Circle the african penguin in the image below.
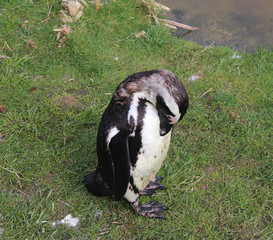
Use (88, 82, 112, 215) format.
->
(84, 69, 189, 219)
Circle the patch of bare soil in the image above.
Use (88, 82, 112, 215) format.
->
(55, 94, 82, 110)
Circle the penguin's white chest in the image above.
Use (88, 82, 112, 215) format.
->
(131, 104, 172, 190)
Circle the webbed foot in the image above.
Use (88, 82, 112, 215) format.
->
(139, 176, 166, 196)
(132, 199, 169, 219)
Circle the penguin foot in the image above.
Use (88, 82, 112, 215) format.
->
(139, 176, 166, 196)
(132, 199, 169, 219)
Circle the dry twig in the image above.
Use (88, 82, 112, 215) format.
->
(135, 30, 146, 38)
(14, 188, 28, 196)
(0, 55, 9, 59)
(190, 42, 215, 65)
(94, 0, 101, 10)
(164, 23, 177, 30)
(137, 0, 169, 23)
(54, 25, 72, 40)
(26, 37, 38, 49)
(160, 19, 198, 31)
(47, 4, 53, 18)
(195, 88, 213, 101)
(0, 166, 23, 189)
(4, 41, 12, 51)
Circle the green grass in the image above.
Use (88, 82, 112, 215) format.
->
(0, 0, 272, 239)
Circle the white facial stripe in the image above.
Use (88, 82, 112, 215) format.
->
(106, 127, 119, 148)
(155, 87, 180, 121)
(146, 78, 181, 121)
(127, 92, 148, 135)
(162, 89, 180, 120)
(127, 94, 139, 132)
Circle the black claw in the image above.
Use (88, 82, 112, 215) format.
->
(154, 176, 163, 183)
(140, 176, 166, 196)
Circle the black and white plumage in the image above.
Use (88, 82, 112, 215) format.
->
(84, 69, 188, 219)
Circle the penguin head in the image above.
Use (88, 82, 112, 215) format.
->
(149, 70, 189, 136)
(114, 69, 189, 136)
(155, 85, 188, 136)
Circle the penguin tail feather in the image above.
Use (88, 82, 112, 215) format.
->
(83, 169, 111, 197)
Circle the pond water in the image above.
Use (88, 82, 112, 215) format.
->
(160, 0, 273, 51)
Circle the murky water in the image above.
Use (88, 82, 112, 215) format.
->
(160, 0, 273, 51)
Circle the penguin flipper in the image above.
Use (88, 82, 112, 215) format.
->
(109, 129, 130, 200)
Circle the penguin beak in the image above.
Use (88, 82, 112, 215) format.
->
(169, 116, 178, 125)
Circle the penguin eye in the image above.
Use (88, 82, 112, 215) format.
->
(166, 115, 172, 120)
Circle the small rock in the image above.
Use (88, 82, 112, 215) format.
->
(94, 210, 103, 220)
(188, 74, 201, 82)
(52, 214, 80, 227)
(135, 31, 146, 38)
(231, 53, 241, 59)
(0, 105, 6, 113)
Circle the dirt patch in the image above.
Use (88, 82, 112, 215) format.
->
(55, 199, 71, 219)
(54, 94, 82, 109)
(0, 132, 5, 142)
(21, 183, 38, 198)
(234, 159, 258, 170)
(204, 165, 217, 175)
